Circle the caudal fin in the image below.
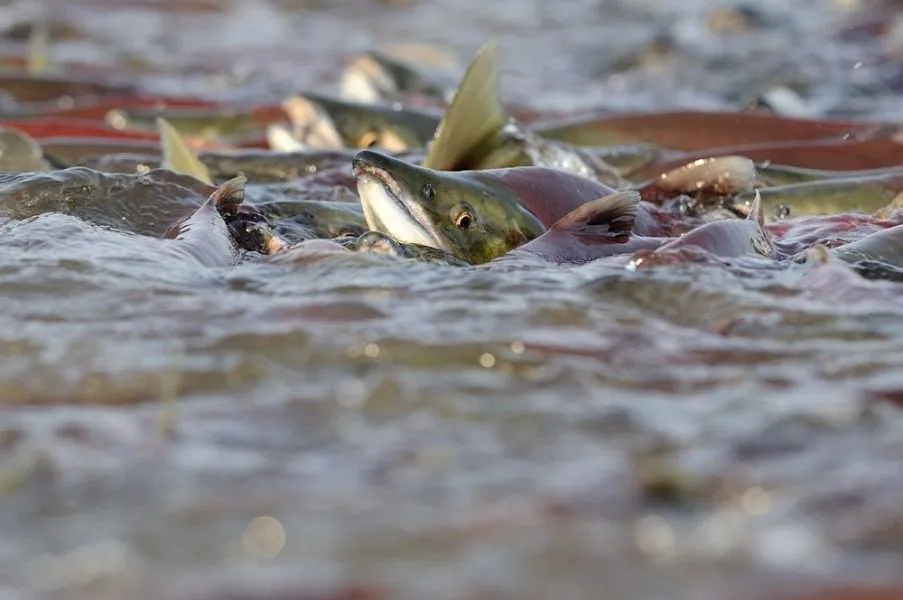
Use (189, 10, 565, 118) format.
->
(158, 117, 213, 185)
(422, 40, 507, 171)
(548, 190, 639, 241)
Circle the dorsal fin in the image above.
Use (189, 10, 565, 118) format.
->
(209, 176, 247, 217)
(422, 40, 507, 170)
(549, 190, 639, 239)
(746, 189, 765, 226)
(158, 117, 213, 185)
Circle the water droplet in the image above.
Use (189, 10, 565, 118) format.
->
(479, 353, 496, 368)
(363, 343, 380, 358)
(510, 341, 525, 354)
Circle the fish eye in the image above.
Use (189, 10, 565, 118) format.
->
(422, 183, 436, 201)
(455, 211, 473, 230)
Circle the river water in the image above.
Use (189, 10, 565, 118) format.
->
(3, 1, 903, 599)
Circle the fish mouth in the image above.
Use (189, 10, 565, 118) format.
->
(352, 152, 451, 253)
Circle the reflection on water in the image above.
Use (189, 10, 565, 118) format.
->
(2, 1, 903, 599)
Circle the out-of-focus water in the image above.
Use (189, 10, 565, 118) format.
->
(4, 1, 903, 599)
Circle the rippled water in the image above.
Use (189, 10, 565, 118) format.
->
(4, 1, 903, 599)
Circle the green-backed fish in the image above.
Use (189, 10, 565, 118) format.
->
(351, 148, 666, 264)
(728, 173, 903, 222)
(109, 107, 263, 140)
(274, 92, 442, 152)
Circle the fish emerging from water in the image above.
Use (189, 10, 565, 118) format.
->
(351, 148, 645, 264)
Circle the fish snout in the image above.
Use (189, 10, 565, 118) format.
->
(352, 149, 397, 179)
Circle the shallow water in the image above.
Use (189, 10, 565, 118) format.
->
(4, 1, 903, 600)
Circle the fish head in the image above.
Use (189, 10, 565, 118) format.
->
(352, 149, 545, 264)
(284, 93, 430, 152)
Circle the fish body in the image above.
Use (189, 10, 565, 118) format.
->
(352, 148, 634, 264)
(627, 191, 776, 269)
(162, 177, 242, 267)
(729, 174, 903, 222)
(531, 110, 883, 151)
(281, 92, 441, 151)
(497, 191, 666, 265)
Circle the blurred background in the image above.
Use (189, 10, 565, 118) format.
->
(9, 0, 901, 117)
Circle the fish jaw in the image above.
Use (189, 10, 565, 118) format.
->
(353, 152, 451, 253)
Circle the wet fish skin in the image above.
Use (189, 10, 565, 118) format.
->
(755, 163, 903, 187)
(814, 224, 903, 269)
(629, 137, 903, 181)
(163, 176, 243, 268)
(352, 149, 545, 263)
(282, 92, 442, 151)
(0, 167, 214, 236)
(340, 50, 458, 104)
(0, 73, 136, 103)
(350, 230, 469, 266)
(106, 106, 266, 140)
(38, 137, 163, 167)
(251, 198, 368, 240)
(636, 156, 757, 206)
(729, 175, 903, 222)
(352, 149, 629, 264)
(0, 127, 51, 171)
(197, 148, 360, 182)
(497, 190, 666, 265)
(531, 109, 884, 152)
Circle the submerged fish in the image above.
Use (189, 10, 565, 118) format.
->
(627, 191, 776, 269)
(629, 137, 903, 181)
(0, 73, 135, 103)
(276, 92, 441, 151)
(39, 136, 163, 167)
(728, 173, 903, 222)
(531, 110, 886, 152)
(340, 46, 461, 104)
(204, 177, 289, 256)
(496, 191, 666, 265)
(754, 163, 903, 187)
(0, 127, 51, 171)
(349, 230, 470, 266)
(806, 222, 903, 269)
(106, 106, 269, 140)
(636, 156, 757, 206)
(0, 167, 214, 236)
(162, 176, 242, 267)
